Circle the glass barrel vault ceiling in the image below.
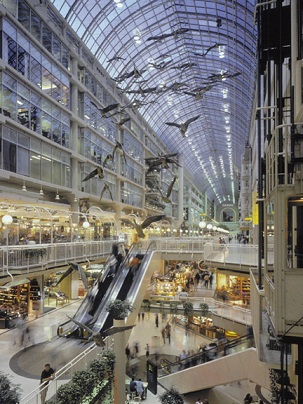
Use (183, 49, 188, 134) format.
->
(51, 0, 257, 206)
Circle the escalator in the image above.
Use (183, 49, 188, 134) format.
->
(158, 335, 271, 394)
(58, 242, 156, 338)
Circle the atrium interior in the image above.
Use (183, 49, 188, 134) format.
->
(0, 0, 302, 403)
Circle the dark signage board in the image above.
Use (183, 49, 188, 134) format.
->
(146, 359, 157, 395)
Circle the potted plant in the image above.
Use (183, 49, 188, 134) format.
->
(183, 301, 193, 317)
(106, 299, 133, 320)
(199, 302, 209, 317)
(169, 301, 179, 313)
(159, 387, 184, 404)
(142, 299, 151, 311)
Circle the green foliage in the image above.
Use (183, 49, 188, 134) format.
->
(159, 387, 184, 404)
(89, 359, 106, 379)
(169, 301, 179, 313)
(72, 370, 97, 399)
(56, 382, 82, 402)
(269, 369, 281, 404)
(182, 301, 193, 317)
(199, 302, 209, 317)
(24, 248, 47, 258)
(47, 351, 116, 404)
(106, 299, 133, 319)
(142, 299, 151, 311)
(101, 350, 116, 376)
(0, 372, 21, 404)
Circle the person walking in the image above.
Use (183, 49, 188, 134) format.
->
(145, 343, 150, 357)
(40, 363, 55, 404)
(244, 393, 253, 403)
(204, 273, 210, 288)
(155, 313, 159, 328)
(161, 327, 166, 343)
(165, 321, 172, 343)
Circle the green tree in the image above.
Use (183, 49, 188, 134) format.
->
(0, 372, 21, 404)
(199, 302, 209, 317)
(159, 387, 184, 404)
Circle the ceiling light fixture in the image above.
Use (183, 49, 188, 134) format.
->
(22, 181, 27, 192)
(55, 189, 60, 200)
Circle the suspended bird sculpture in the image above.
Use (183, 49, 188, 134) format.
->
(100, 182, 114, 202)
(157, 176, 177, 203)
(67, 316, 135, 347)
(114, 66, 146, 83)
(120, 214, 166, 238)
(148, 60, 172, 70)
(112, 140, 127, 164)
(145, 153, 180, 174)
(82, 166, 104, 182)
(171, 62, 197, 71)
(147, 28, 190, 42)
(99, 103, 120, 118)
(208, 71, 241, 82)
(102, 153, 113, 168)
(116, 117, 131, 131)
(166, 82, 189, 92)
(165, 115, 200, 137)
(56, 262, 88, 290)
(183, 84, 216, 100)
(124, 86, 159, 97)
(194, 43, 226, 57)
(107, 55, 125, 64)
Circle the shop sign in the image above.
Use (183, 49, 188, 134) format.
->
(146, 359, 157, 395)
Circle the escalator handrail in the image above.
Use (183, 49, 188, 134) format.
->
(159, 334, 255, 374)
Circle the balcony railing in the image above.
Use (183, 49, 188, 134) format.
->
(0, 238, 265, 276)
(0, 240, 116, 276)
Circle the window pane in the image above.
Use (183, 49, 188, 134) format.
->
(42, 24, 52, 52)
(31, 12, 41, 42)
(30, 151, 41, 179)
(17, 147, 29, 175)
(3, 140, 16, 172)
(18, 0, 30, 31)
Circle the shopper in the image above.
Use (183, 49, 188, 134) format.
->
(244, 393, 253, 403)
(161, 327, 166, 343)
(135, 378, 144, 399)
(125, 344, 131, 361)
(40, 363, 55, 404)
(145, 343, 150, 357)
(155, 313, 159, 328)
(194, 272, 200, 290)
(204, 273, 210, 288)
(129, 377, 137, 397)
(179, 289, 189, 301)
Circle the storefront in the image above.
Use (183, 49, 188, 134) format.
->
(0, 278, 40, 328)
(43, 262, 105, 309)
(216, 272, 250, 306)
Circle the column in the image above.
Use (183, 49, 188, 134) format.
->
(177, 154, 184, 226)
(113, 319, 127, 404)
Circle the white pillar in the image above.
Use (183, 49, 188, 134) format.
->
(113, 319, 127, 404)
(177, 154, 184, 226)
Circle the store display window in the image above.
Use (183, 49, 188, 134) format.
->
(0, 282, 29, 328)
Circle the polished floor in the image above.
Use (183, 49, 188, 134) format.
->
(0, 283, 269, 404)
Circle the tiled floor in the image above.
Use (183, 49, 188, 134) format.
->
(0, 283, 269, 404)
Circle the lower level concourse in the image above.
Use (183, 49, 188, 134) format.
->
(0, 275, 271, 404)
